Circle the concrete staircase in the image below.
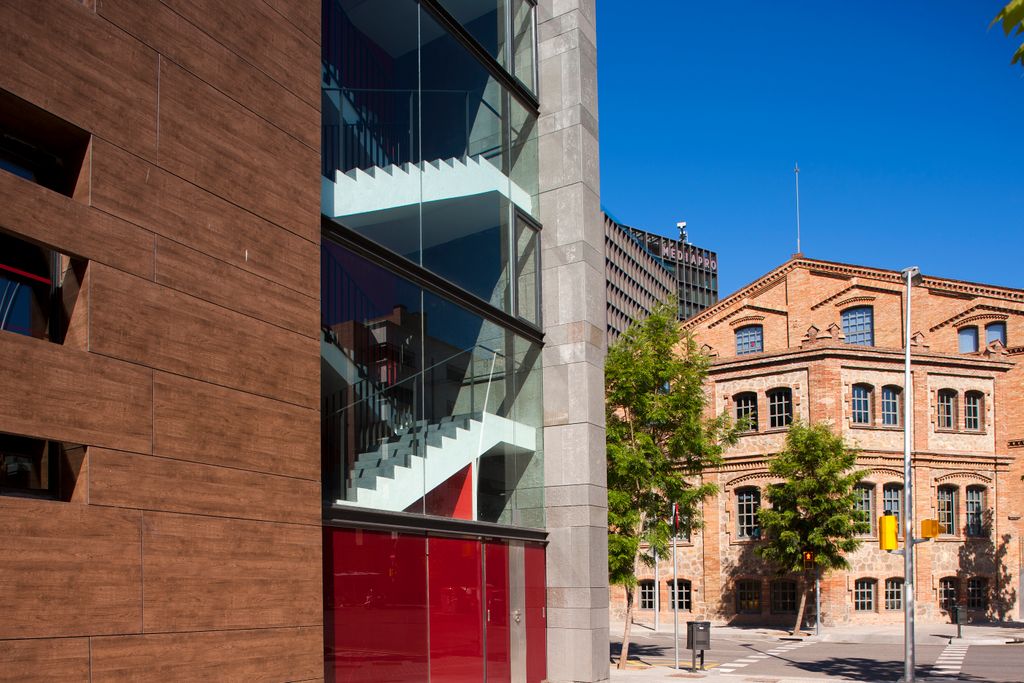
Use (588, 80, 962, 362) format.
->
(321, 155, 535, 219)
(339, 411, 535, 512)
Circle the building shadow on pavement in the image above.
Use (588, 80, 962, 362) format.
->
(792, 656, 997, 682)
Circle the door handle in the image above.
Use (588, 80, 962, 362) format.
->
(513, 609, 521, 624)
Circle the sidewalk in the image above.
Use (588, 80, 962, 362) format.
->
(608, 621, 1024, 682)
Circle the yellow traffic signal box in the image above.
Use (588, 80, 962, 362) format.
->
(879, 513, 898, 550)
(802, 550, 814, 570)
(921, 519, 939, 539)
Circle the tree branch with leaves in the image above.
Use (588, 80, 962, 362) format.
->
(606, 301, 740, 669)
(756, 421, 870, 635)
(992, 0, 1024, 68)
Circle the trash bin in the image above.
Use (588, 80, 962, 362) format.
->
(953, 605, 967, 625)
(686, 621, 711, 650)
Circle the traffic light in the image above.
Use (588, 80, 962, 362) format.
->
(879, 512, 898, 551)
(802, 550, 814, 570)
(921, 519, 939, 539)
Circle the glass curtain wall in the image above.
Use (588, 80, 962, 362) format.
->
(322, 0, 539, 321)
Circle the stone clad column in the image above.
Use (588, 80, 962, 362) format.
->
(537, 1, 608, 681)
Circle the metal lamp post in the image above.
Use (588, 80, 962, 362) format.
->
(901, 265, 922, 683)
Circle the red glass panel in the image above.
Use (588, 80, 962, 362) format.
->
(429, 536, 483, 683)
(524, 543, 547, 683)
(423, 463, 474, 520)
(485, 542, 510, 683)
(323, 528, 428, 683)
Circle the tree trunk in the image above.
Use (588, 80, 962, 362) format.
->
(792, 576, 808, 636)
(618, 588, 635, 669)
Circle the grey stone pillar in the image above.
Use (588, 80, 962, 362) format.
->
(538, 1, 609, 681)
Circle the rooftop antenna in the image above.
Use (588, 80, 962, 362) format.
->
(676, 220, 688, 244)
(794, 162, 801, 255)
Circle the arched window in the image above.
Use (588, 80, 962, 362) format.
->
(736, 579, 761, 613)
(854, 483, 875, 535)
(771, 580, 798, 614)
(939, 577, 958, 610)
(734, 392, 758, 432)
(638, 579, 656, 610)
(937, 485, 959, 535)
(966, 486, 986, 537)
(767, 388, 793, 429)
(735, 325, 764, 355)
(851, 384, 872, 424)
(736, 487, 761, 539)
(964, 391, 984, 432)
(985, 322, 1007, 347)
(937, 389, 957, 430)
(883, 483, 903, 527)
(842, 306, 874, 346)
(669, 579, 692, 611)
(854, 578, 876, 611)
(967, 577, 989, 609)
(885, 578, 904, 610)
(958, 326, 979, 353)
(881, 385, 902, 426)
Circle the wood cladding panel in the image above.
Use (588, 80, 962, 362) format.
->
(90, 448, 320, 525)
(0, 170, 154, 281)
(158, 0, 319, 107)
(157, 61, 319, 242)
(90, 627, 322, 683)
(154, 236, 318, 338)
(97, 0, 318, 149)
(263, 0, 320, 44)
(89, 264, 318, 409)
(0, 332, 152, 453)
(0, 638, 89, 683)
(142, 512, 321, 632)
(153, 372, 318, 480)
(89, 139, 317, 299)
(0, 0, 157, 159)
(0, 498, 142, 638)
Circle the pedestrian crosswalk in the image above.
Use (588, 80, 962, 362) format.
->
(715, 640, 810, 674)
(930, 641, 969, 677)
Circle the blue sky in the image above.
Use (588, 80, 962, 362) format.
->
(596, 1, 1024, 296)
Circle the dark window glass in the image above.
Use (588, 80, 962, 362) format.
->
(771, 581, 797, 614)
(768, 388, 793, 429)
(964, 392, 983, 431)
(883, 484, 903, 528)
(938, 486, 958, 535)
(882, 386, 901, 426)
(734, 392, 758, 432)
(939, 577, 958, 610)
(854, 579, 875, 611)
(669, 579, 692, 611)
(966, 486, 986, 537)
(885, 578, 903, 610)
(852, 384, 871, 425)
(638, 580, 655, 610)
(435, 0, 504, 66)
(855, 484, 875, 535)
(736, 580, 761, 613)
(736, 488, 760, 539)
(735, 325, 763, 355)
(985, 322, 1007, 346)
(515, 214, 539, 325)
(937, 390, 957, 430)
(967, 577, 988, 609)
(959, 326, 979, 353)
(0, 433, 92, 503)
(511, 0, 536, 92)
(842, 306, 874, 346)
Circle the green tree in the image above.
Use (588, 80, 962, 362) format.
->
(606, 301, 739, 669)
(992, 0, 1024, 68)
(756, 421, 870, 635)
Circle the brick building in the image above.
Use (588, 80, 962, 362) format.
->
(612, 256, 1024, 627)
(0, 1, 610, 681)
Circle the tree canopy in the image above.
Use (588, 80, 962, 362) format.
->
(606, 301, 738, 668)
(992, 0, 1024, 69)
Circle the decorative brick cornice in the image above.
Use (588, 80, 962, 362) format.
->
(930, 305, 1021, 333)
(934, 471, 993, 485)
(685, 257, 1024, 331)
(728, 315, 766, 328)
(1008, 439, 1024, 449)
(810, 283, 897, 311)
(725, 470, 773, 488)
(708, 304, 786, 330)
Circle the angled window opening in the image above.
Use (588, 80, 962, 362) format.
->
(0, 432, 85, 502)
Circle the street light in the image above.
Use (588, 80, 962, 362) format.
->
(901, 265, 922, 683)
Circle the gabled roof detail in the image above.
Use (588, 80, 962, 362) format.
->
(708, 304, 786, 329)
(810, 283, 899, 311)
(929, 304, 1021, 332)
(728, 315, 766, 328)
